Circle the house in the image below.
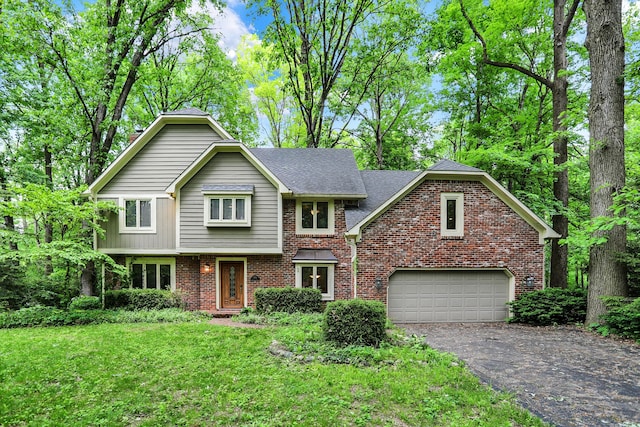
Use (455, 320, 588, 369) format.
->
(85, 108, 560, 323)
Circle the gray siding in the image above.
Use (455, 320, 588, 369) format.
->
(102, 124, 222, 194)
(98, 197, 176, 251)
(179, 152, 280, 250)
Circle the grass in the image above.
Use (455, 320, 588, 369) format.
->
(0, 314, 547, 426)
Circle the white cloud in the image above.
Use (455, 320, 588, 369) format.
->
(189, 2, 252, 60)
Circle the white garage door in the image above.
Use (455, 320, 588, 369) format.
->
(388, 270, 510, 323)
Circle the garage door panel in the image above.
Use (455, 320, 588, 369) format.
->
(388, 270, 510, 323)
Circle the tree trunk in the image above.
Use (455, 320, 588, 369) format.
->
(584, 0, 627, 325)
(549, 0, 573, 289)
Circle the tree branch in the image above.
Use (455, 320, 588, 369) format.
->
(458, 0, 553, 89)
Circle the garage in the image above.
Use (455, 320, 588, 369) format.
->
(388, 270, 511, 323)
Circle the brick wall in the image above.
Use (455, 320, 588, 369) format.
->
(355, 179, 545, 302)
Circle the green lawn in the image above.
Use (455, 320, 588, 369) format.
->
(0, 320, 546, 426)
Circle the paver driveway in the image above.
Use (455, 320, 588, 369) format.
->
(399, 323, 640, 427)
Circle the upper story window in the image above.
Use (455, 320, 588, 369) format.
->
(202, 185, 253, 227)
(120, 197, 156, 233)
(296, 200, 335, 235)
(440, 193, 464, 238)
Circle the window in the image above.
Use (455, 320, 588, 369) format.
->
(120, 197, 155, 233)
(296, 200, 334, 235)
(441, 193, 464, 237)
(127, 258, 175, 290)
(295, 264, 335, 300)
(202, 185, 253, 227)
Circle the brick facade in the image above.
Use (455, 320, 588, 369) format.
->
(354, 179, 545, 302)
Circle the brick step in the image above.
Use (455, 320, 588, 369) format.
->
(209, 309, 241, 318)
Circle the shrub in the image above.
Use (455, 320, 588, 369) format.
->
(69, 296, 102, 311)
(0, 305, 112, 328)
(323, 299, 387, 347)
(104, 289, 183, 310)
(599, 297, 640, 340)
(508, 287, 587, 326)
(255, 287, 322, 314)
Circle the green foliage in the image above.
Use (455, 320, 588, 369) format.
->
(103, 289, 183, 311)
(598, 297, 640, 340)
(68, 296, 102, 311)
(0, 307, 209, 329)
(508, 288, 587, 326)
(0, 259, 26, 310)
(0, 306, 110, 328)
(323, 299, 387, 347)
(254, 287, 322, 314)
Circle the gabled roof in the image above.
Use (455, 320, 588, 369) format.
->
(84, 109, 233, 196)
(250, 148, 367, 198)
(346, 160, 560, 244)
(428, 159, 483, 172)
(165, 142, 290, 196)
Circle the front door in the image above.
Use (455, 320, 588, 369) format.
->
(220, 261, 244, 309)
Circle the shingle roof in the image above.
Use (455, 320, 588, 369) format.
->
(251, 148, 367, 197)
(428, 159, 483, 172)
(344, 170, 420, 229)
(163, 107, 209, 116)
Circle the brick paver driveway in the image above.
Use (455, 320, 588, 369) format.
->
(399, 323, 640, 427)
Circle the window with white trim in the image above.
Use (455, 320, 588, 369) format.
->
(440, 193, 464, 237)
(296, 200, 334, 235)
(202, 185, 253, 227)
(127, 258, 175, 291)
(120, 197, 155, 233)
(295, 264, 335, 300)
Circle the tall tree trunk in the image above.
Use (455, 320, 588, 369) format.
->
(584, 0, 627, 325)
(549, 0, 577, 289)
(44, 143, 54, 276)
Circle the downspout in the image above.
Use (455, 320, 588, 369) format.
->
(346, 236, 358, 299)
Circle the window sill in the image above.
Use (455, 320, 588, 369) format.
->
(440, 235, 464, 240)
(296, 233, 335, 238)
(205, 222, 251, 228)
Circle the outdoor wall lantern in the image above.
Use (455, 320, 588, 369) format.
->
(375, 277, 383, 292)
(524, 275, 535, 287)
(204, 263, 211, 273)
(250, 274, 261, 282)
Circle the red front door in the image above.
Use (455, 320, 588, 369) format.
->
(220, 261, 244, 309)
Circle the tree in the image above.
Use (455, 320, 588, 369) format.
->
(251, 0, 376, 148)
(458, 0, 581, 288)
(584, 0, 627, 324)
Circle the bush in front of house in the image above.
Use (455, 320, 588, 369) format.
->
(69, 296, 102, 311)
(323, 299, 387, 347)
(0, 305, 112, 328)
(599, 297, 640, 340)
(104, 289, 183, 311)
(255, 287, 322, 314)
(508, 287, 587, 326)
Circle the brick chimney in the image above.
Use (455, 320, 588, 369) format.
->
(129, 129, 144, 143)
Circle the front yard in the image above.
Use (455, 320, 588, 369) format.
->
(0, 317, 546, 426)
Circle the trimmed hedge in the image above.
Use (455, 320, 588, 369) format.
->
(255, 287, 322, 313)
(69, 296, 102, 311)
(508, 287, 587, 326)
(104, 289, 183, 311)
(323, 299, 387, 347)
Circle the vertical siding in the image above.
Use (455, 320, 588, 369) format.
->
(179, 152, 280, 250)
(102, 124, 223, 194)
(98, 197, 176, 251)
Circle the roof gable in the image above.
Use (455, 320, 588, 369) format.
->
(346, 162, 560, 244)
(166, 143, 289, 196)
(85, 111, 233, 196)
